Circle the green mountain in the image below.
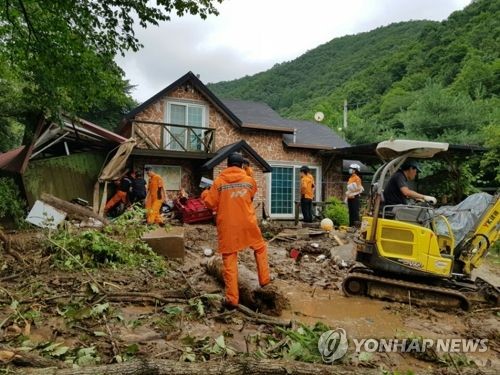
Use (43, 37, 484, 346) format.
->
(208, 0, 499, 148)
(210, 20, 433, 114)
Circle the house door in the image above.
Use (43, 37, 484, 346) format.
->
(269, 165, 319, 218)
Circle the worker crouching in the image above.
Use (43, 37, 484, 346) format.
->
(202, 152, 271, 308)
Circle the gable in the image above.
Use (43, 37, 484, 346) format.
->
(125, 71, 241, 128)
(201, 140, 272, 172)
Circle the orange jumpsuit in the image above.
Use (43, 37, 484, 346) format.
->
(202, 166, 270, 306)
(243, 165, 254, 178)
(145, 172, 165, 224)
(104, 191, 128, 213)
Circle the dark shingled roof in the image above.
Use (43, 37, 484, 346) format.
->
(282, 119, 350, 149)
(221, 99, 294, 131)
(222, 99, 349, 150)
(201, 140, 272, 173)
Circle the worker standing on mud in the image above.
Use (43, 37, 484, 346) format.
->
(383, 160, 436, 206)
(201, 152, 271, 309)
(300, 165, 315, 223)
(145, 167, 166, 224)
(242, 158, 254, 178)
(346, 163, 363, 227)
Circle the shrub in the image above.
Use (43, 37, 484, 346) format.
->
(0, 177, 27, 227)
(323, 197, 349, 227)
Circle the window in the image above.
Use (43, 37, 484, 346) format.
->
(270, 167, 294, 215)
(269, 165, 319, 218)
(164, 102, 207, 151)
(145, 164, 182, 190)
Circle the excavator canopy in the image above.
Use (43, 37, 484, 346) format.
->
(376, 139, 449, 161)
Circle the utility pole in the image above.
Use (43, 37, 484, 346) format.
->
(343, 99, 348, 129)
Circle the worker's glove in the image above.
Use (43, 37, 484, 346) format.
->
(423, 195, 437, 205)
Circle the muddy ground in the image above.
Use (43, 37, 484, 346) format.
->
(0, 221, 499, 374)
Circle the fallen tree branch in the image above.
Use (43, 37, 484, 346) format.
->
(0, 291, 190, 306)
(0, 230, 26, 265)
(1, 348, 63, 369)
(40, 193, 108, 225)
(236, 304, 291, 327)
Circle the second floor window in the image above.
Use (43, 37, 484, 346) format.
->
(164, 102, 207, 151)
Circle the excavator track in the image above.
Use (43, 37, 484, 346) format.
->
(342, 270, 471, 310)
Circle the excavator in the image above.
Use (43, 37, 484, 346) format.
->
(342, 140, 499, 310)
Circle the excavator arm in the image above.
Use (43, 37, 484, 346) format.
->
(457, 195, 499, 275)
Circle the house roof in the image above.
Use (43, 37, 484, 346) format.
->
(125, 71, 242, 128)
(221, 99, 294, 133)
(0, 116, 126, 174)
(282, 119, 350, 150)
(124, 72, 347, 151)
(201, 140, 272, 173)
(221, 99, 348, 150)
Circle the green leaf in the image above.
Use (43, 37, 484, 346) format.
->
(163, 306, 183, 316)
(125, 343, 139, 355)
(215, 335, 226, 349)
(89, 283, 100, 294)
(359, 352, 373, 362)
(91, 303, 109, 316)
(51, 345, 70, 357)
(9, 300, 19, 310)
(288, 342, 303, 359)
(93, 331, 107, 337)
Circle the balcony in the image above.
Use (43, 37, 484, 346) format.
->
(131, 120, 216, 157)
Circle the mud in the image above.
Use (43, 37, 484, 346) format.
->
(1, 225, 499, 373)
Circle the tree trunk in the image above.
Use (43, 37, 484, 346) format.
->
(40, 193, 108, 225)
(19, 358, 498, 375)
(19, 357, 374, 375)
(205, 258, 288, 316)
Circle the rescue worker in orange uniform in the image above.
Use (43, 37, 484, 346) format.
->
(300, 165, 315, 223)
(104, 175, 131, 216)
(201, 153, 271, 308)
(345, 163, 363, 227)
(145, 167, 166, 224)
(242, 158, 254, 178)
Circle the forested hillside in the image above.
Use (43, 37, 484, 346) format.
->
(209, 0, 499, 190)
(210, 0, 500, 172)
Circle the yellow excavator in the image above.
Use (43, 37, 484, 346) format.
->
(342, 140, 499, 310)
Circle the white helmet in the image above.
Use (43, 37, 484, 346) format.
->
(349, 163, 361, 171)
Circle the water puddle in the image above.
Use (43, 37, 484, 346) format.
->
(280, 282, 407, 337)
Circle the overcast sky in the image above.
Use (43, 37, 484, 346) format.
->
(116, 0, 471, 102)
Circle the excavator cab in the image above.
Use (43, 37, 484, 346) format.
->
(343, 140, 499, 309)
(356, 140, 456, 278)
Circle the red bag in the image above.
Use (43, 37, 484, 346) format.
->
(174, 197, 213, 224)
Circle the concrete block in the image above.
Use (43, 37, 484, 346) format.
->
(142, 227, 185, 259)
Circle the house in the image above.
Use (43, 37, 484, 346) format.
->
(120, 72, 349, 219)
(0, 115, 127, 207)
